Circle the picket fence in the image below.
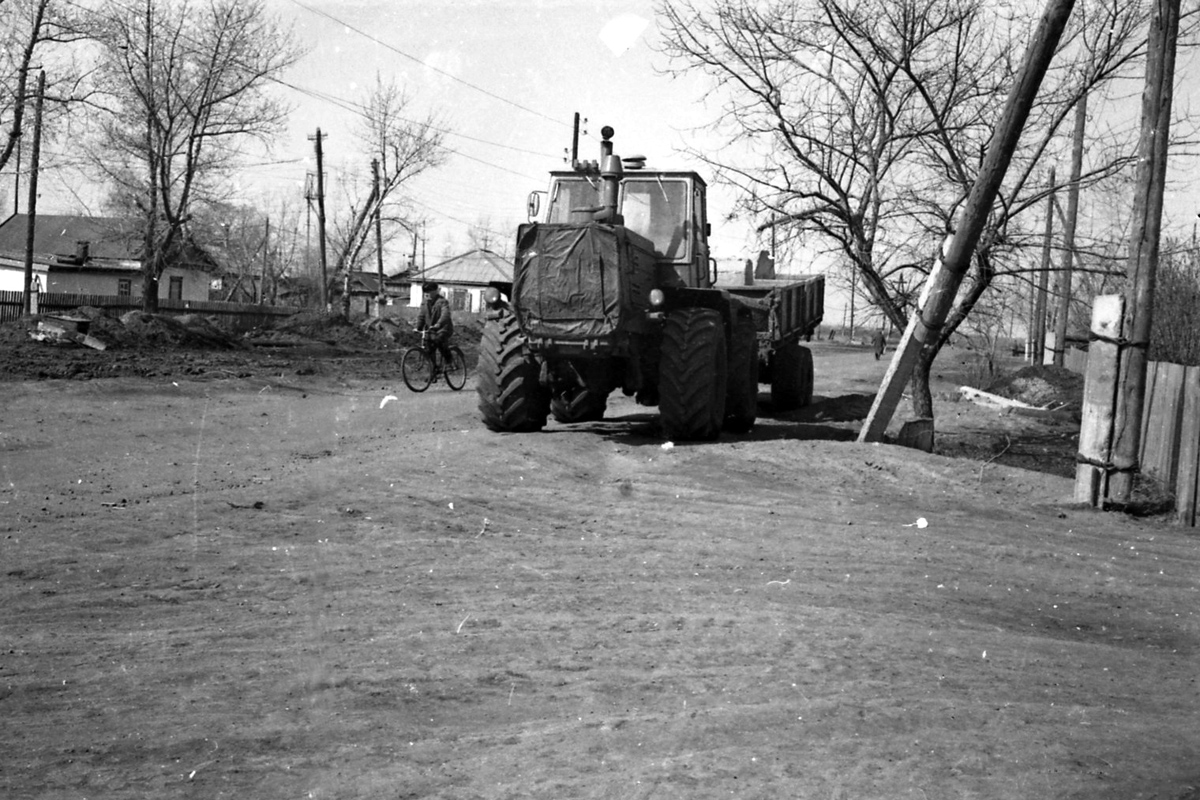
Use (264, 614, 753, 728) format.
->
(0, 290, 295, 331)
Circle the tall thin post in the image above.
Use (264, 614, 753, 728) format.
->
(260, 216, 269, 305)
(1052, 93, 1087, 367)
(1109, 0, 1181, 504)
(373, 158, 385, 316)
(21, 71, 45, 316)
(310, 128, 329, 310)
(1034, 168, 1055, 363)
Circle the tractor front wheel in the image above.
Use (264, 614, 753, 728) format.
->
(477, 311, 550, 432)
(658, 308, 727, 441)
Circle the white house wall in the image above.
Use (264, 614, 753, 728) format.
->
(43, 266, 209, 302)
(0, 262, 49, 293)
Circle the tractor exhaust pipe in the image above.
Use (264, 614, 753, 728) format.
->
(595, 126, 623, 224)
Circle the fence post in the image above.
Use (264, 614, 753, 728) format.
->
(1075, 295, 1124, 506)
(1176, 366, 1200, 527)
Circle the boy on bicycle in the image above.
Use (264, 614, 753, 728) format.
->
(416, 282, 454, 368)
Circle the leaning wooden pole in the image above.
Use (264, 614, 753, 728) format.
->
(858, 0, 1077, 442)
(1107, 0, 1180, 505)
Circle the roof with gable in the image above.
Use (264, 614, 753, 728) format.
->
(0, 214, 141, 264)
(0, 213, 219, 274)
(417, 249, 512, 286)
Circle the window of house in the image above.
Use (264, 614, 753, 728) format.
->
(168, 276, 183, 301)
(117, 279, 132, 297)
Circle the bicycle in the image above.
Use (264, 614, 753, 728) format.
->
(401, 330, 467, 392)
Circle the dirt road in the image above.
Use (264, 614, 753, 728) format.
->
(2, 344, 1197, 800)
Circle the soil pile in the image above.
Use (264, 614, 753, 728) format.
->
(986, 364, 1085, 409)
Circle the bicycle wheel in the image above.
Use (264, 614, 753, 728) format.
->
(401, 347, 434, 392)
(444, 347, 467, 390)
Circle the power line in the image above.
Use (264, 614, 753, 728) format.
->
(284, 0, 570, 129)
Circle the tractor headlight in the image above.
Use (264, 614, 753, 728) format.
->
(484, 286, 502, 307)
(649, 288, 665, 308)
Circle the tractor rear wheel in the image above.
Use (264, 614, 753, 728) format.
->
(477, 311, 550, 432)
(770, 338, 814, 411)
(723, 318, 759, 433)
(658, 308, 727, 441)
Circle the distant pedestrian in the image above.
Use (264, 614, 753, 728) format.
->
(872, 329, 886, 360)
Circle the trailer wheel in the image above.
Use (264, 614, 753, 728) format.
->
(659, 308, 727, 441)
(770, 339, 813, 411)
(477, 311, 550, 432)
(723, 318, 759, 433)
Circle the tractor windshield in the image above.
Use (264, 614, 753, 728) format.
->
(547, 179, 601, 223)
(546, 176, 691, 261)
(621, 178, 689, 260)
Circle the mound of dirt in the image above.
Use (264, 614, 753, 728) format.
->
(986, 364, 1084, 408)
(119, 311, 245, 350)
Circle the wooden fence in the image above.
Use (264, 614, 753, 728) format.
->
(1074, 295, 1200, 527)
(1139, 361, 1200, 527)
(0, 290, 296, 331)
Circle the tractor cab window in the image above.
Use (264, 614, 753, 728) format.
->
(546, 178, 601, 223)
(621, 178, 689, 260)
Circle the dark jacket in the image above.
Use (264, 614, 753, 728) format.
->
(417, 295, 453, 339)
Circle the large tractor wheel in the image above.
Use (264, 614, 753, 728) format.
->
(770, 338, 814, 411)
(476, 311, 550, 432)
(658, 308, 727, 441)
(723, 318, 759, 433)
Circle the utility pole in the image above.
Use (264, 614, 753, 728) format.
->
(1108, 0, 1180, 504)
(260, 216, 270, 305)
(1033, 168, 1055, 363)
(21, 71, 45, 317)
(373, 158, 384, 316)
(309, 128, 329, 310)
(858, 0, 1076, 442)
(1052, 93, 1087, 367)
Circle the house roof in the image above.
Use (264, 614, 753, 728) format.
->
(347, 271, 384, 294)
(0, 213, 141, 262)
(416, 249, 512, 286)
(0, 213, 219, 273)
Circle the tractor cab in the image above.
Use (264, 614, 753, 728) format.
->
(535, 134, 713, 289)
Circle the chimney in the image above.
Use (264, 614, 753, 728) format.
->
(75, 240, 90, 264)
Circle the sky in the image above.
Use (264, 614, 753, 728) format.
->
(244, 0, 756, 267)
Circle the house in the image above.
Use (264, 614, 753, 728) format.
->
(344, 270, 393, 317)
(0, 213, 213, 302)
(406, 249, 513, 312)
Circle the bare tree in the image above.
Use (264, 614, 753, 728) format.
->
(329, 75, 446, 314)
(0, 0, 89, 193)
(1151, 236, 1200, 366)
(658, 0, 1170, 418)
(87, 0, 300, 311)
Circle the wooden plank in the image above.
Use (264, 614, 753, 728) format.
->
(1142, 362, 1186, 492)
(1075, 295, 1123, 505)
(1139, 360, 1159, 468)
(1176, 365, 1200, 527)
